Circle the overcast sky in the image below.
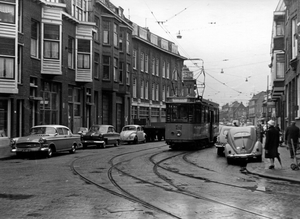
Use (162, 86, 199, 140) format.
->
(111, 0, 280, 106)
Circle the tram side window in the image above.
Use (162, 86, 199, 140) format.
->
(195, 104, 201, 123)
(201, 106, 206, 123)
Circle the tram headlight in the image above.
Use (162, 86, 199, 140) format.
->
(176, 131, 182, 137)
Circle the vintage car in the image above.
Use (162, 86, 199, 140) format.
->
(215, 125, 232, 156)
(120, 125, 147, 144)
(81, 125, 120, 148)
(224, 126, 262, 164)
(0, 130, 13, 159)
(11, 125, 81, 158)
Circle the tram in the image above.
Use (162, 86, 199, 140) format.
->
(165, 96, 219, 149)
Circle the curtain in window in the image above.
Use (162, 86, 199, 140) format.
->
(0, 4, 14, 23)
(0, 58, 14, 78)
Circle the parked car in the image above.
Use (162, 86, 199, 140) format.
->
(0, 130, 13, 159)
(224, 126, 262, 164)
(120, 125, 147, 144)
(81, 125, 120, 148)
(11, 125, 81, 158)
(215, 125, 232, 156)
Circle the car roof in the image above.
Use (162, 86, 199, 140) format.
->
(124, 125, 140, 127)
(32, 125, 69, 129)
(91, 125, 113, 128)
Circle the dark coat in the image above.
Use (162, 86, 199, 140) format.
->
(285, 124, 300, 145)
(265, 126, 280, 158)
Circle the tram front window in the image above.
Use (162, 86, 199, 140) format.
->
(168, 104, 190, 122)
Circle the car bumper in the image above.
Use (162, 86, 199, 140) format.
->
(215, 143, 225, 148)
(13, 147, 48, 153)
(226, 153, 261, 159)
(82, 140, 105, 144)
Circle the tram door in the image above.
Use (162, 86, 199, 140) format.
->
(209, 110, 214, 142)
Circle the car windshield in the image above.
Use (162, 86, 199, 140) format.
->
(122, 126, 136, 131)
(30, 127, 56, 135)
(90, 126, 107, 133)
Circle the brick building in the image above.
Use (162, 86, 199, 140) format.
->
(0, 0, 184, 137)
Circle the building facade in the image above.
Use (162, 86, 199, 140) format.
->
(0, 0, 185, 137)
(131, 24, 185, 124)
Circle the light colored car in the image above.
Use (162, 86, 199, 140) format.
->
(0, 130, 13, 159)
(11, 125, 81, 158)
(81, 125, 120, 148)
(215, 125, 232, 156)
(224, 126, 262, 164)
(120, 125, 146, 144)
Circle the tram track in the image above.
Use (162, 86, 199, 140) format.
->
(71, 144, 272, 218)
(149, 150, 273, 219)
(71, 144, 181, 219)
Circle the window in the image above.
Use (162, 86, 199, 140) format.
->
(31, 20, 39, 58)
(156, 58, 159, 76)
(119, 61, 123, 83)
(94, 52, 99, 79)
(18, 45, 22, 83)
(126, 32, 130, 54)
(113, 23, 118, 47)
(0, 57, 14, 79)
(77, 39, 90, 69)
(119, 32, 123, 51)
(68, 36, 74, 69)
(152, 58, 155, 75)
(94, 16, 100, 42)
(72, 0, 87, 21)
(103, 55, 110, 80)
(103, 21, 110, 44)
(44, 24, 59, 59)
(152, 83, 155, 100)
(145, 81, 148, 99)
(113, 57, 118, 82)
(18, 0, 22, 32)
(276, 54, 284, 79)
(0, 3, 15, 24)
(276, 21, 284, 36)
(133, 49, 137, 69)
(145, 54, 149, 73)
(141, 80, 144, 99)
(292, 17, 298, 59)
(166, 62, 170, 79)
(141, 52, 144, 72)
(156, 84, 159, 101)
(162, 85, 165, 101)
(126, 63, 130, 85)
(162, 61, 165, 78)
(133, 78, 137, 98)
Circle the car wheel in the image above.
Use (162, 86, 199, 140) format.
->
(114, 140, 120, 147)
(217, 148, 224, 156)
(16, 152, 23, 158)
(227, 157, 232, 164)
(46, 147, 53, 158)
(134, 137, 138, 144)
(256, 155, 262, 162)
(69, 145, 76, 154)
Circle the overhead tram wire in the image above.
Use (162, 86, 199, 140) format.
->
(148, 5, 246, 97)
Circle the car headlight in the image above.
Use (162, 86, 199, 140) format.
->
(39, 138, 46, 144)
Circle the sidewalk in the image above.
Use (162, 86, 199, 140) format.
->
(247, 144, 300, 184)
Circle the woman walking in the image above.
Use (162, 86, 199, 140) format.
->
(264, 120, 280, 169)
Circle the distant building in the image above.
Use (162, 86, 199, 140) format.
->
(248, 92, 266, 125)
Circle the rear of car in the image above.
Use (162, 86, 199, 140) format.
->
(120, 125, 146, 144)
(224, 126, 262, 163)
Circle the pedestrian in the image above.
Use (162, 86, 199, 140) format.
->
(264, 120, 280, 169)
(285, 121, 300, 159)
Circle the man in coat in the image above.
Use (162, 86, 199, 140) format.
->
(285, 121, 300, 158)
(264, 120, 280, 169)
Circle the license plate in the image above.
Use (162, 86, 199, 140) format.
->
(22, 149, 31, 152)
